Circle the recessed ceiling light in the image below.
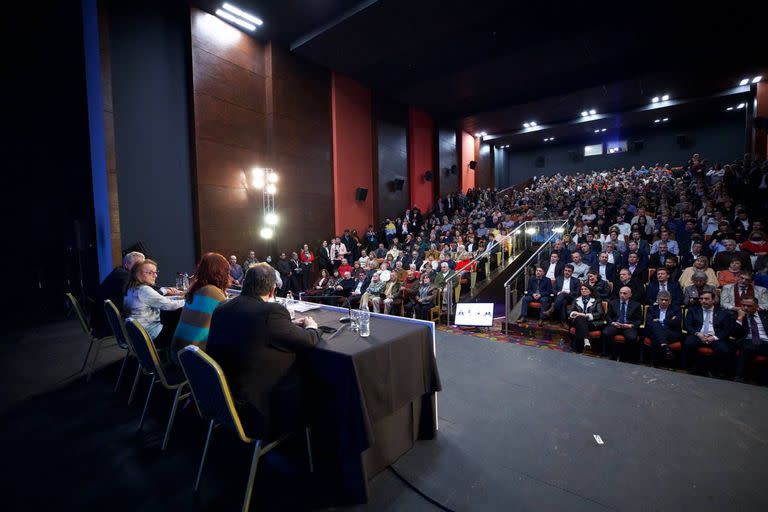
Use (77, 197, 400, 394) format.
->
(216, 9, 257, 31)
(594, 129, 600, 133)
(662, 94, 670, 101)
(581, 111, 588, 117)
(601, 128, 607, 132)
(753, 76, 763, 83)
(662, 118, 669, 122)
(550, 137, 555, 141)
(523, 123, 530, 128)
(737, 103, 745, 109)
(589, 109, 596, 115)
(480, 131, 487, 137)
(740, 78, 750, 86)
(530, 121, 537, 126)
(654, 119, 661, 123)
(652, 97, 659, 103)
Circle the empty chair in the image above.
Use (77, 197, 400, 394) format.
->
(65, 293, 115, 381)
(124, 318, 189, 450)
(178, 345, 313, 512)
(103, 299, 134, 392)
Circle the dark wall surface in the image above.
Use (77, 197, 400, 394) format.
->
(375, 98, 409, 223)
(437, 127, 458, 198)
(110, 0, 197, 275)
(496, 120, 745, 187)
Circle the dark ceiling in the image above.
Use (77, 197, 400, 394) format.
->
(194, 0, 766, 150)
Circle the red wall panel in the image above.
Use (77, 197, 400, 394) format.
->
(332, 73, 374, 235)
(407, 107, 435, 212)
(460, 130, 477, 192)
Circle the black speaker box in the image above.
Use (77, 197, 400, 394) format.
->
(355, 187, 368, 201)
(450, 165, 458, 175)
(424, 170, 433, 181)
(468, 160, 477, 170)
(393, 178, 405, 191)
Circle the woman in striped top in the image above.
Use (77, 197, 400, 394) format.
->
(171, 253, 230, 363)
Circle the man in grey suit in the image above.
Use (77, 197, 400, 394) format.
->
(720, 271, 768, 311)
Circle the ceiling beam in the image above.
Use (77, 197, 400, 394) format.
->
(290, 0, 380, 51)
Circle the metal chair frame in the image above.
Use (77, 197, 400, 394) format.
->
(66, 293, 115, 381)
(178, 346, 313, 512)
(125, 319, 190, 450)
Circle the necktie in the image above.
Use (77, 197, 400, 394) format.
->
(703, 309, 711, 335)
(583, 297, 588, 308)
(749, 315, 762, 345)
(621, 302, 627, 323)
(661, 283, 667, 292)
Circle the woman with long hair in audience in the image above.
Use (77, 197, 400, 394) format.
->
(170, 252, 230, 362)
(303, 268, 331, 301)
(124, 259, 184, 349)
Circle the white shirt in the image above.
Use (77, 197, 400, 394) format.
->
(701, 308, 714, 336)
(546, 262, 558, 280)
(737, 313, 768, 343)
(598, 264, 607, 281)
(659, 307, 667, 324)
(561, 278, 571, 294)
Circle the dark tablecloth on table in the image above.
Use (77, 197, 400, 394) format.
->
(301, 307, 442, 504)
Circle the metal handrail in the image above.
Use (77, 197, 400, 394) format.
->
(503, 217, 574, 335)
(442, 219, 568, 325)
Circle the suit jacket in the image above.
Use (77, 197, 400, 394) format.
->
(544, 260, 565, 280)
(525, 277, 554, 298)
(645, 280, 684, 307)
(612, 278, 645, 303)
(713, 250, 752, 271)
(591, 263, 616, 283)
(684, 306, 732, 340)
(645, 305, 682, 333)
(627, 263, 649, 284)
(91, 266, 130, 338)
(205, 295, 319, 436)
(555, 276, 581, 298)
(276, 259, 291, 277)
(316, 246, 331, 267)
(647, 252, 672, 269)
(433, 270, 457, 289)
(733, 310, 768, 342)
(606, 299, 643, 329)
(591, 279, 612, 300)
(720, 284, 768, 311)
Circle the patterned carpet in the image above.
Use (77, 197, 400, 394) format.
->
(437, 322, 573, 352)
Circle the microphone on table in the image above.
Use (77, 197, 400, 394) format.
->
(338, 295, 353, 323)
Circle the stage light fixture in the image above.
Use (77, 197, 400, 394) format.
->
(662, 94, 670, 101)
(740, 78, 750, 86)
(737, 103, 745, 109)
(662, 118, 669, 122)
(265, 212, 278, 225)
(266, 183, 277, 195)
(589, 109, 596, 115)
(581, 111, 588, 117)
(215, 9, 257, 31)
(260, 227, 274, 239)
(601, 128, 607, 132)
(530, 121, 537, 126)
(654, 119, 661, 123)
(222, 3, 263, 25)
(523, 123, 530, 128)
(550, 137, 555, 141)
(726, 106, 734, 111)
(267, 172, 278, 183)
(753, 76, 763, 83)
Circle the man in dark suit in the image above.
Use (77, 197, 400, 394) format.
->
(206, 263, 320, 437)
(644, 291, 682, 365)
(712, 239, 752, 271)
(612, 268, 645, 303)
(289, 252, 303, 294)
(645, 267, 683, 307)
(316, 240, 332, 274)
(544, 264, 580, 324)
(591, 252, 616, 283)
(543, 252, 565, 282)
(625, 253, 648, 284)
(91, 251, 146, 338)
(682, 290, 733, 374)
(518, 266, 554, 325)
(681, 241, 706, 269)
(276, 253, 292, 297)
(733, 298, 768, 381)
(603, 286, 643, 359)
(648, 242, 674, 270)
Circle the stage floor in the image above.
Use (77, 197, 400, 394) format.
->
(2, 321, 767, 511)
(357, 331, 768, 511)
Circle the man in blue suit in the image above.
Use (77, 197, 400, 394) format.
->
(645, 267, 683, 307)
(644, 291, 682, 365)
(518, 266, 554, 325)
(682, 290, 733, 375)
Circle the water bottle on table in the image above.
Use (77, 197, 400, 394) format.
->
(286, 291, 295, 320)
(359, 301, 370, 337)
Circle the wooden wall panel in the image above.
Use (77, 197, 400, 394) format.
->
(98, 0, 121, 267)
(437, 126, 458, 198)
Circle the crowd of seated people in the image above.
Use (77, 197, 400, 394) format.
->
(511, 153, 768, 381)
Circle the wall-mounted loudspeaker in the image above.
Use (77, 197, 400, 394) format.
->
(676, 134, 691, 148)
(355, 187, 368, 201)
(468, 160, 477, 170)
(450, 164, 458, 175)
(535, 155, 545, 168)
(393, 178, 405, 191)
(424, 170, 433, 181)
